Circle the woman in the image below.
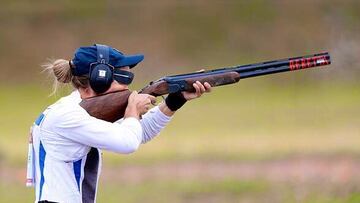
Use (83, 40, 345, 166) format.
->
(26, 44, 211, 203)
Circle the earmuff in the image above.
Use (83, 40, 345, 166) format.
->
(89, 44, 114, 94)
(89, 44, 135, 94)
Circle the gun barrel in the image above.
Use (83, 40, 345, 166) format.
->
(235, 52, 331, 78)
(141, 52, 331, 95)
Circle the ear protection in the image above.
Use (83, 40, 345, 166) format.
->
(89, 44, 113, 93)
(89, 44, 134, 94)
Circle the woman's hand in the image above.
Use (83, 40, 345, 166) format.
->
(160, 81, 212, 116)
(125, 91, 156, 119)
(182, 81, 212, 100)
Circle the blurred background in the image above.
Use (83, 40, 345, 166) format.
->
(0, 0, 359, 202)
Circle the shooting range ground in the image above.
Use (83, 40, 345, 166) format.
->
(1, 80, 359, 202)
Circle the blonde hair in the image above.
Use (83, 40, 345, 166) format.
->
(42, 59, 89, 95)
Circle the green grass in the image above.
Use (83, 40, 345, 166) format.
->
(0, 81, 359, 202)
(2, 179, 360, 203)
(1, 80, 359, 166)
(97, 179, 269, 203)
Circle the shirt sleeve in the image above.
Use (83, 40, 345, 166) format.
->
(51, 105, 143, 154)
(139, 106, 172, 144)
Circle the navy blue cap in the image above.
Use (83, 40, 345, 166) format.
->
(71, 44, 144, 76)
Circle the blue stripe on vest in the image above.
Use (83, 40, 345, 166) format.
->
(39, 142, 46, 200)
(35, 113, 45, 126)
(73, 159, 82, 191)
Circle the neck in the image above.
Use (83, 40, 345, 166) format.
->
(78, 88, 95, 99)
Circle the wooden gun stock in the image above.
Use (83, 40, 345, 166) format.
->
(80, 90, 132, 122)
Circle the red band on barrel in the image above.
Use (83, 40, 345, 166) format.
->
(289, 55, 330, 70)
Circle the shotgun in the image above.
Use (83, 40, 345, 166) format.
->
(80, 52, 331, 122)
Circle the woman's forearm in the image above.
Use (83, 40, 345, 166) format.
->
(159, 102, 175, 116)
(140, 105, 172, 143)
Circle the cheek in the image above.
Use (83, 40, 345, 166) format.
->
(110, 81, 128, 91)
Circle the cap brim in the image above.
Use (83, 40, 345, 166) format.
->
(115, 54, 144, 68)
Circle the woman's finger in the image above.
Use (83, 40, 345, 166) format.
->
(128, 91, 138, 102)
(197, 81, 206, 93)
(148, 95, 157, 104)
(193, 83, 200, 94)
(193, 83, 202, 97)
(204, 82, 212, 92)
(200, 84, 206, 93)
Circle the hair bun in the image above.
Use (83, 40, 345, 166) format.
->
(52, 59, 72, 83)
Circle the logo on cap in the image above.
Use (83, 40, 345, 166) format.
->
(98, 70, 107, 77)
